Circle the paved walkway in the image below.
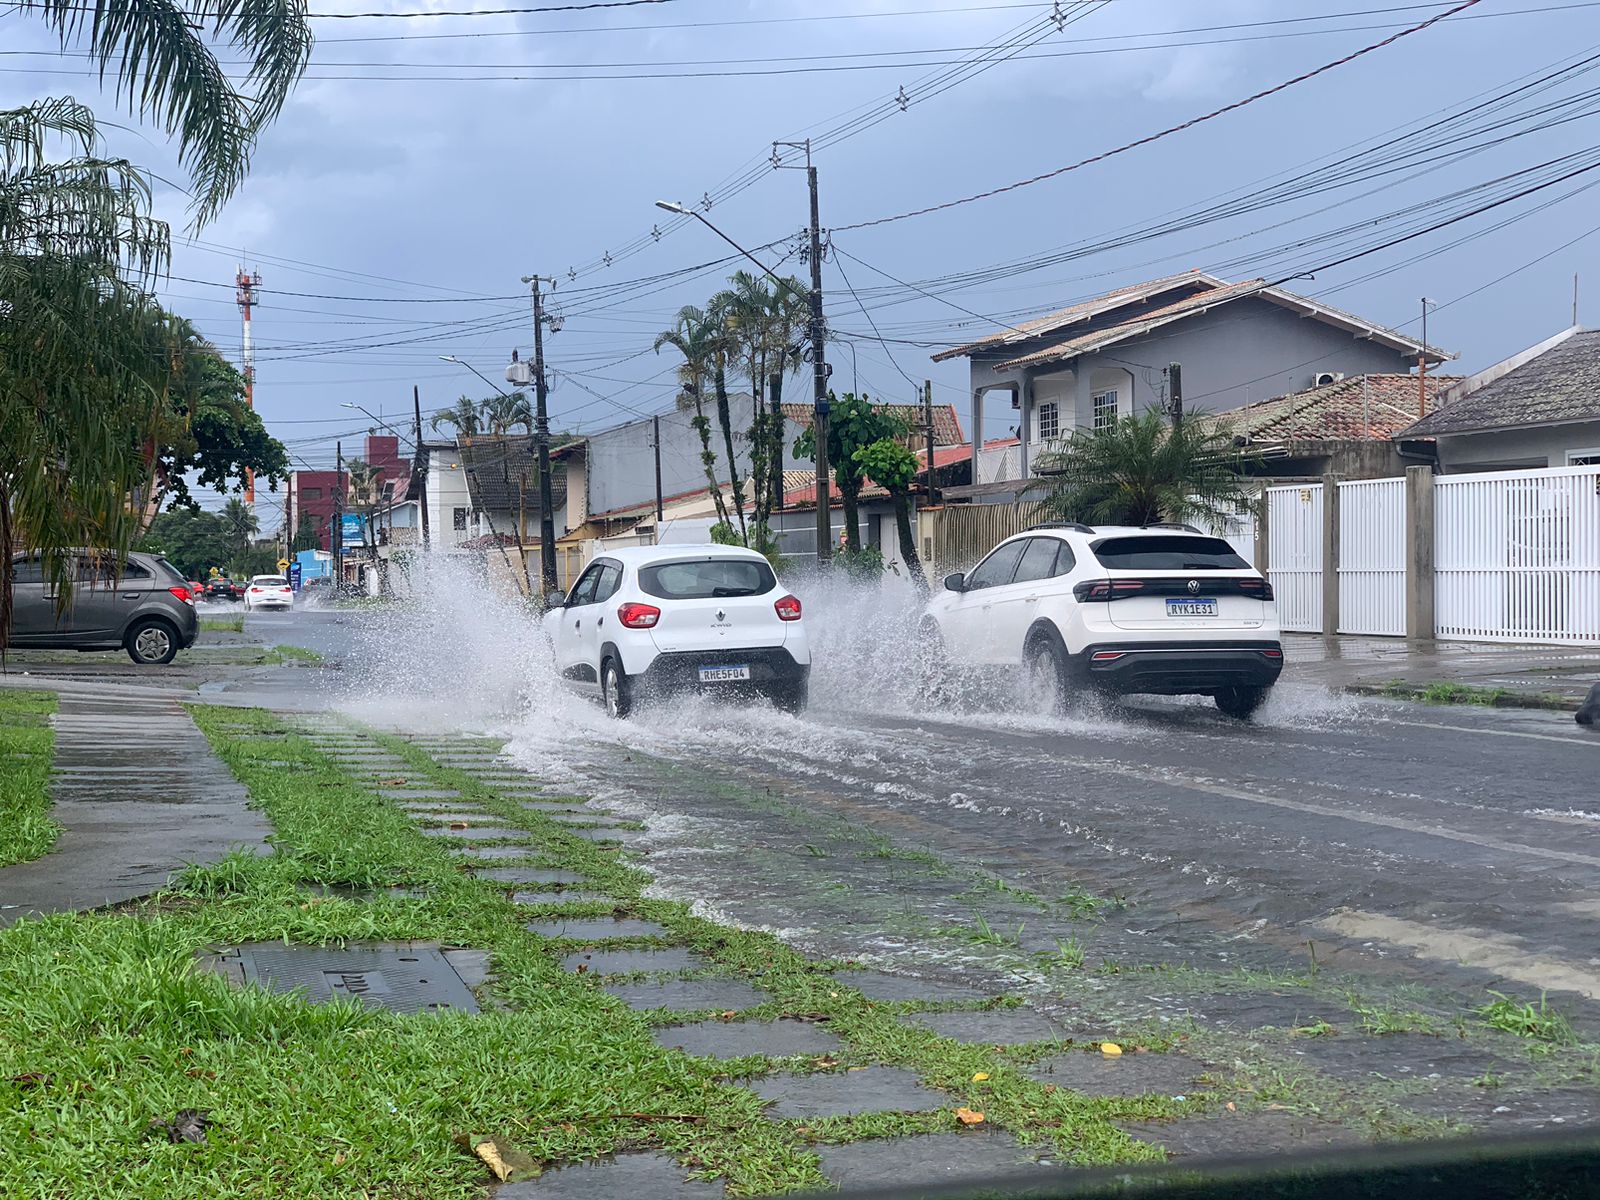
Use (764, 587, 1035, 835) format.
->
(1284, 634, 1600, 705)
(0, 689, 271, 926)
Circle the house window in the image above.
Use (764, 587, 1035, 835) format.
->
(1092, 389, 1119, 429)
(1567, 448, 1600, 466)
(1038, 401, 1060, 441)
(452, 507, 468, 531)
(301, 487, 322, 500)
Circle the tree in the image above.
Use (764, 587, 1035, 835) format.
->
(794, 392, 907, 554)
(1, 0, 312, 645)
(220, 497, 258, 557)
(154, 329, 288, 513)
(854, 438, 928, 592)
(289, 512, 321, 555)
(140, 509, 235, 581)
(20, 0, 314, 226)
(653, 305, 732, 530)
(431, 397, 485, 438)
(344, 459, 382, 561)
(1029, 409, 1258, 527)
(480, 392, 533, 436)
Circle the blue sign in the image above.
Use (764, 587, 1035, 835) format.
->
(288, 562, 303, 592)
(340, 513, 365, 549)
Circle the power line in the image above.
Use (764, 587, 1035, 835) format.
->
(836, 0, 1487, 231)
(307, 0, 675, 17)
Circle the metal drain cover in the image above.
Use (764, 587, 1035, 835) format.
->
(214, 943, 479, 1014)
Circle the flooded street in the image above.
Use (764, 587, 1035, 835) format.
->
(305, 570, 1600, 1038)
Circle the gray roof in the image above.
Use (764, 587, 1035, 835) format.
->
(1401, 328, 1600, 438)
(457, 436, 567, 514)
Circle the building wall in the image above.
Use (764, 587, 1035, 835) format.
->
(586, 394, 813, 517)
(1434, 421, 1600, 472)
(288, 470, 345, 551)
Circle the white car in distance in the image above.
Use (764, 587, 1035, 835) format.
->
(244, 574, 293, 611)
(546, 545, 811, 718)
(924, 523, 1282, 718)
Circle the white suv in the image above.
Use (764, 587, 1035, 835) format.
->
(547, 545, 811, 718)
(924, 523, 1282, 718)
(244, 575, 293, 610)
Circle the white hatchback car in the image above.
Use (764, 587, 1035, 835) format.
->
(924, 523, 1282, 718)
(244, 574, 293, 610)
(547, 545, 811, 718)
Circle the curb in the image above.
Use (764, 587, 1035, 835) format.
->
(1345, 682, 1581, 713)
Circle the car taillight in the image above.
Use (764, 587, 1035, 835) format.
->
(774, 594, 802, 621)
(168, 586, 194, 604)
(1091, 650, 1126, 662)
(1238, 577, 1276, 601)
(1072, 579, 1145, 602)
(617, 601, 661, 629)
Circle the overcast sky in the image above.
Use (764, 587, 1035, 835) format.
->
(5, 0, 1598, 529)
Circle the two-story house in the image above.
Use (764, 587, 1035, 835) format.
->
(933, 269, 1448, 481)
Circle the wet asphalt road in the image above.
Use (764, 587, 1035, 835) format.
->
(248, 608, 1600, 1017)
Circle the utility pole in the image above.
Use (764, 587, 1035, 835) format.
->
(513, 278, 559, 595)
(1168, 362, 1183, 421)
(333, 440, 344, 587)
(652, 414, 665, 533)
(235, 268, 261, 507)
(1419, 297, 1428, 418)
(414, 385, 430, 546)
(923, 380, 938, 507)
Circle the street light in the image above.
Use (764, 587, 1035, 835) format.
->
(655, 200, 804, 300)
(340, 401, 413, 445)
(438, 354, 512, 399)
(659, 197, 832, 562)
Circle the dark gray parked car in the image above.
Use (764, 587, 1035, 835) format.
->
(7, 551, 200, 664)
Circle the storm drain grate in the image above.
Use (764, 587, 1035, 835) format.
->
(213, 943, 479, 1014)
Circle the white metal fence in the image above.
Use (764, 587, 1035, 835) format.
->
(1337, 477, 1407, 636)
(1435, 466, 1600, 643)
(1267, 485, 1323, 633)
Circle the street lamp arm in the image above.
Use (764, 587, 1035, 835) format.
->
(438, 355, 513, 399)
(656, 201, 806, 303)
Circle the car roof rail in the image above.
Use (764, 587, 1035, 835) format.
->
(1027, 521, 1095, 534)
(1143, 522, 1203, 534)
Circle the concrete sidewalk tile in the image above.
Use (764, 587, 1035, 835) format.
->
(752, 1066, 946, 1118)
(561, 947, 707, 975)
(654, 1017, 842, 1058)
(495, 1153, 724, 1198)
(814, 1131, 1053, 1190)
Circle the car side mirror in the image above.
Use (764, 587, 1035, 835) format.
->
(943, 572, 967, 593)
(544, 590, 566, 609)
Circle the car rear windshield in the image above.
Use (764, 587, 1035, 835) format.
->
(1091, 535, 1249, 571)
(638, 558, 777, 600)
(152, 558, 189, 587)
(255, 576, 288, 586)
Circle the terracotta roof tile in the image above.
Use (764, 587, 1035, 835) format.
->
(780, 402, 964, 446)
(1217, 373, 1463, 442)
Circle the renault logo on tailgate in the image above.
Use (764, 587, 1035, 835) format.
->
(715, 609, 726, 622)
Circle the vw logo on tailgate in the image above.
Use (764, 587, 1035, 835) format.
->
(1187, 579, 1201, 594)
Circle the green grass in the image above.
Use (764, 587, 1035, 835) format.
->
(199, 616, 245, 633)
(1373, 680, 1574, 710)
(0, 709, 1186, 1198)
(269, 645, 324, 664)
(1478, 991, 1576, 1045)
(0, 689, 59, 866)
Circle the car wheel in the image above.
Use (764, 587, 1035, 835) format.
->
(773, 678, 809, 715)
(1023, 631, 1069, 715)
(601, 657, 634, 719)
(126, 618, 179, 665)
(1215, 685, 1269, 720)
(915, 618, 953, 705)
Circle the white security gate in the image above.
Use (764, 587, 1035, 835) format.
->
(1435, 466, 1600, 643)
(1267, 484, 1323, 632)
(1337, 478, 1406, 636)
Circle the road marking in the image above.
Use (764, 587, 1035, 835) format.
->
(1381, 718, 1599, 747)
(1075, 762, 1600, 870)
(1319, 910, 1600, 1000)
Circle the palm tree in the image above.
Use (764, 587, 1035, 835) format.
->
(480, 392, 534, 437)
(653, 305, 732, 530)
(1029, 409, 1259, 527)
(20, 0, 314, 225)
(764, 278, 808, 519)
(220, 497, 258, 558)
(1, 0, 312, 645)
(431, 397, 485, 439)
(704, 291, 748, 541)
